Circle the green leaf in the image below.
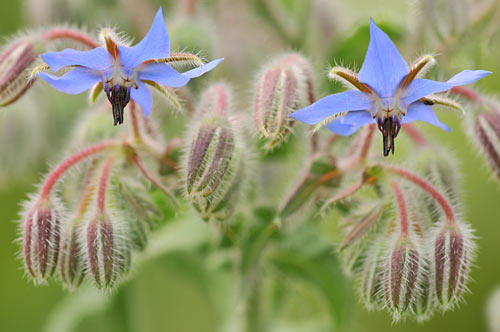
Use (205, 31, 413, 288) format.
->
(270, 227, 351, 330)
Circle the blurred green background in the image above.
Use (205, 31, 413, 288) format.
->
(1, 0, 500, 331)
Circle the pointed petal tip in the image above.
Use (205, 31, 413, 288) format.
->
(368, 18, 382, 33)
(358, 18, 409, 97)
(180, 58, 224, 79)
(118, 6, 170, 68)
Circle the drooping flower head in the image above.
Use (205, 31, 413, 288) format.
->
(291, 19, 491, 156)
(37, 8, 223, 125)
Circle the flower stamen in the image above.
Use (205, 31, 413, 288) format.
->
(377, 116, 401, 156)
(105, 85, 131, 125)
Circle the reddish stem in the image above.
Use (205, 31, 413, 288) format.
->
(97, 157, 114, 213)
(338, 124, 375, 170)
(450, 86, 482, 102)
(213, 85, 228, 116)
(41, 29, 99, 49)
(78, 181, 97, 217)
(40, 141, 122, 200)
(75, 159, 98, 217)
(132, 154, 178, 207)
(402, 124, 428, 146)
(320, 173, 367, 213)
(385, 165, 455, 225)
(129, 101, 141, 141)
(358, 124, 376, 160)
(389, 180, 409, 235)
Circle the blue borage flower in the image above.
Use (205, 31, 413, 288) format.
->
(291, 19, 491, 156)
(38, 8, 223, 125)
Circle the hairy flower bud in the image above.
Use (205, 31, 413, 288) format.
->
(112, 180, 161, 250)
(83, 214, 130, 289)
(474, 110, 500, 181)
(0, 39, 38, 106)
(359, 239, 385, 310)
(383, 237, 421, 320)
(58, 219, 85, 290)
(432, 221, 475, 310)
(254, 53, 315, 150)
(22, 199, 62, 282)
(184, 84, 245, 221)
(412, 264, 436, 322)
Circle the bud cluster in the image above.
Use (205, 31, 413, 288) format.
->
(332, 169, 475, 322)
(183, 84, 246, 221)
(19, 141, 169, 291)
(253, 53, 315, 150)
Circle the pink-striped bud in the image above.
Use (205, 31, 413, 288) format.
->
(0, 39, 38, 106)
(84, 214, 130, 289)
(184, 84, 245, 221)
(383, 237, 421, 320)
(22, 200, 62, 282)
(475, 110, 500, 181)
(432, 221, 475, 310)
(58, 220, 85, 290)
(254, 53, 315, 150)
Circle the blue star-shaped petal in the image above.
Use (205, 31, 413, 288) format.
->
(291, 19, 491, 156)
(38, 8, 223, 125)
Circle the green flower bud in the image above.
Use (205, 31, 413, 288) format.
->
(58, 218, 85, 290)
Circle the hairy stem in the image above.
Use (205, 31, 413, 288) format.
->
(389, 180, 409, 235)
(402, 124, 428, 146)
(97, 157, 114, 213)
(40, 141, 123, 200)
(338, 124, 376, 170)
(450, 86, 482, 102)
(132, 154, 178, 208)
(320, 173, 367, 214)
(129, 101, 141, 142)
(384, 165, 456, 225)
(41, 29, 99, 48)
(76, 159, 99, 217)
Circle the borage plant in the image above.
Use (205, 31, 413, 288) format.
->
(0, 3, 497, 329)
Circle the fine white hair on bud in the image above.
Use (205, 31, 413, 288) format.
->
(110, 177, 161, 251)
(358, 238, 386, 310)
(0, 38, 38, 107)
(474, 109, 500, 182)
(182, 83, 246, 221)
(412, 261, 436, 322)
(382, 234, 423, 321)
(20, 196, 64, 283)
(254, 53, 315, 150)
(81, 212, 131, 290)
(58, 217, 86, 290)
(430, 220, 476, 311)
